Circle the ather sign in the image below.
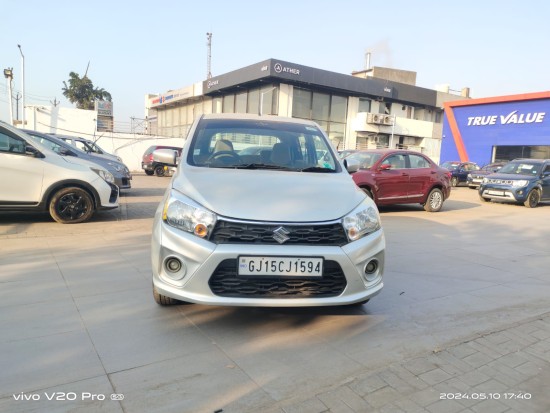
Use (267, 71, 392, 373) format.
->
(467, 111, 545, 126)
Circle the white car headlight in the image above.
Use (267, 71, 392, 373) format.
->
(512, 180, 528, 187)
(163, 191, 217, 238)
(342, 200, 381, 241)
(91, 168, 115, 184)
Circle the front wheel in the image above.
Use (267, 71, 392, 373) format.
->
(49, 187, 94, 224)
(145, 170, 154, 176)
(362, 188, 374, 200)
(424, 188, 444, 212)
(153, 283, 180, 306)
(524, 189, 540, 208)
(451, 177, 459, 187)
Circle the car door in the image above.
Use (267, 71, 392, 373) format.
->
(0, 130, 44, 203)
(374, 154, 409, 202)
(406, 154, 433, 202)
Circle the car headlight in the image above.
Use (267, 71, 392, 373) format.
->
(91, 168, 115, 184)
(512, 180, 529, 187)
(107, 162, 123, 172)
(482, 177, 488, 184)
(162, 191, 217, 238)
(467, 173, 472, 179)
(342, 200, 381, 241)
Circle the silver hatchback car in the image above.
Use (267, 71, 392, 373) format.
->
(151, 114, 385, 307)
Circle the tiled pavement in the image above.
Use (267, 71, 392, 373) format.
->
(279, 313, 550, 413)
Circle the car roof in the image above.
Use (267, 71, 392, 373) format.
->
(200, 113, 319, 126)
(353, 149, 425, 155)
(511, 158, 549, 163)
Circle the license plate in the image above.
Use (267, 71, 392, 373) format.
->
(486, 190, 505, 196)
(238, 256, 323, 277)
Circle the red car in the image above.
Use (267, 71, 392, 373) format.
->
(346, 149, 452, 212)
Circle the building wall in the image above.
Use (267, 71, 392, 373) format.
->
(442, 92, 550, 166)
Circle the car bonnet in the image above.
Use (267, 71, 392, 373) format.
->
(171, 167, 367, 222)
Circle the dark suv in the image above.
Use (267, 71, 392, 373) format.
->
(141, 145, 182, 176)
(347, 149, 452, 212)
(479, 158, 550, 208)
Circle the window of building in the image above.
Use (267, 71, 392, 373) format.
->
(358, 98, 371, 113)
(312, 92, 330, 122)
(235, 92, 247, 113)
(330, 95, 347, 123)
(223, 94, 235, 113)
(247, 89, 260, 114)
(292, 88, 312, 119)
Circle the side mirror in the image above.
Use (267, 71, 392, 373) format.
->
(379, 164, 392, 171)
(344, 158, 360, 173)
(153, 149, 179, 166)
(25, 145, 45, 158)
(59, 147, 77, 156)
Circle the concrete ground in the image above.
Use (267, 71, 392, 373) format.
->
(0, 175, 549, 413)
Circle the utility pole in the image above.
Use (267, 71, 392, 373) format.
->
(3, 68, 14, 126)
(206, 32, 212, 79)
(17, 45, 25, 126)
(14, 93, 21, 120)
(50, 97, 60, 107)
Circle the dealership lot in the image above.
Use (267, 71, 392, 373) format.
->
(1, 175, 549, 412)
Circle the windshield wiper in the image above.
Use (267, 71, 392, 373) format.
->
(236, 163, 292, 170)
(298, 166, 336, 173)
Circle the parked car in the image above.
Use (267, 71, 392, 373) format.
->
(151, 113, 385, 307)
(141, 145, 182, 176)
(54, 134, 122, 163)
(441, 161, 480, 187)
(346, 149, 451, 212)
(24, 130, 132, 190)
(478, 158, 550, 208)
(466, 162, 506, 189)
(0, 121, 118, 223)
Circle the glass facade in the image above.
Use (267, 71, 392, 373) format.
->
(292, 87, 348, 148)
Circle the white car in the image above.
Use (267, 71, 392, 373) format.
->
(0, 122, 119, 223)
(151, 114, 385, 307)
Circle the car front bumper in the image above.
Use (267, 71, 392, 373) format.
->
(152, 219, 385, 307)
(479, 184, 530, 203)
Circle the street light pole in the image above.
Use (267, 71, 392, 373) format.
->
(17, 44, 25, 127)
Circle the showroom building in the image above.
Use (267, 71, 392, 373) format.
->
(146, 58, 467, 163)
(441, 91, 550, 166)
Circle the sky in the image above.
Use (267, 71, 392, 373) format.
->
(1, 0, 549, 128)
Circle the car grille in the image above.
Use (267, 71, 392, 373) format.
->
(486, 179, 514, 185)
(210, 220, 348, 246)
(208, 259, 347, 298)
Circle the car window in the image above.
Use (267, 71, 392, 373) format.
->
(0, 132, 25, 154)
(188, 118, 337, 172)
(408, 154, 430, 168)
(346, 152, 382, 169)
(382, 154, 406, 169)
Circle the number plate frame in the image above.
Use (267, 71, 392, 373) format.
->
(237, 256, 324, 278)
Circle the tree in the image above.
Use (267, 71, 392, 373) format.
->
(62, 70, 112, 110)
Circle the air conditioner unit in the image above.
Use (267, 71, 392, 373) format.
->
(383, 115, 393, 125)
(367, 113, 381, 124)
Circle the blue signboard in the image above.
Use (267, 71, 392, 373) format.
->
(441, 95, 550, 166)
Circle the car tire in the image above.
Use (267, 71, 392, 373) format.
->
(153, 283, 181, 306)
(49, 187, 95, 224)
(362, 188, 374, 200)
(423, 188, 444, 212)
(154, 165, 165, 177)
(145, 170, 154, 176)
(451, 177, 459, 187)
(524, 189, 541, 208)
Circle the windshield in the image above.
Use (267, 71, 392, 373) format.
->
(187, 118, 338, 172)
(441, 162, 459, 170)
(498, 161, 541, 176)
(345, 152, 383, 169)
